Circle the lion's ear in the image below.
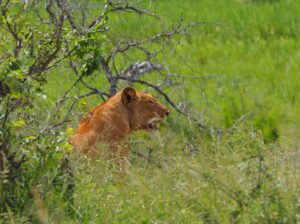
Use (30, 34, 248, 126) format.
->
(122, 87, 137, 106)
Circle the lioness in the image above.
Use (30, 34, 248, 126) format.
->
(71, 87, 169, 166)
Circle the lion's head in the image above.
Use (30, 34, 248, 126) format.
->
(121, 87, 170, 131)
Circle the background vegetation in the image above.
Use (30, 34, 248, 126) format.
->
(0, 0, 299, 223)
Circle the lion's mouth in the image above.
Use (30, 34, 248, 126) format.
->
(147, 117, 162, 131)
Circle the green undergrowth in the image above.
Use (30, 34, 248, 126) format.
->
(5, 123, 298, 223)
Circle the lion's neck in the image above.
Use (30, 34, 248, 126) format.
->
(101, 94, 132, 135)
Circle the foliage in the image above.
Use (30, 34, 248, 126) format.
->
(0, 0, 299, 223)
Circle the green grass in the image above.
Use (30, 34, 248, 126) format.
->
(42, 127, 298, 223)
(2, 0, 300, 223)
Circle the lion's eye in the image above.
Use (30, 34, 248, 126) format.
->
(149, 100, 155, 105)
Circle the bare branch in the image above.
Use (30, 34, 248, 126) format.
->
(87, 2, 109, 31)
(55, 0, 81, 34)
(107, 25, 185, 63)
(80, 4, 86, 29)
(108, 0, 166, 31)
(121, 61, 162, 84)
(99, 55, 117, 96)
(46, 0, 58, 25)
(80, 80, 109, 101)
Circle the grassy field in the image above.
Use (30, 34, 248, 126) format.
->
(1, 0, 300, 223)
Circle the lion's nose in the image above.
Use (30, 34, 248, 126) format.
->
(165, 110, 170, 116)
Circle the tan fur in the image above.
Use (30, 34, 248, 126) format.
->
(71, 87, 169, 165)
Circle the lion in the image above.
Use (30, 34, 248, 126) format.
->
(71, 87, 169, 166)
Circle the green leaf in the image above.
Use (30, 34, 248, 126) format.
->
(12, 119, 26, 128)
